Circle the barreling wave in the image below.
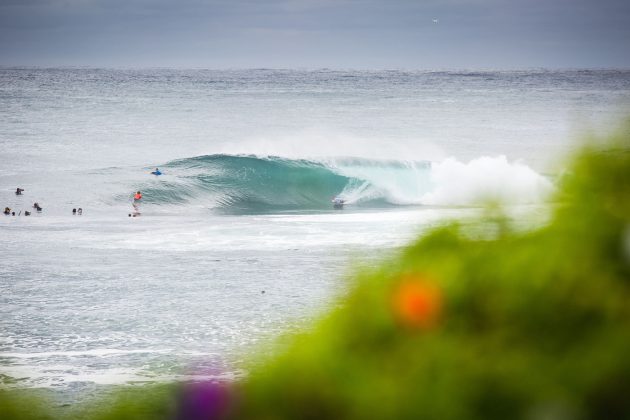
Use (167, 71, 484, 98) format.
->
(134, 154, 552, 213)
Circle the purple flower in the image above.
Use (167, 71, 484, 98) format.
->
(177, 381, 231, 420)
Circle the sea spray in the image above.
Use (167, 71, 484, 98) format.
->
(420, 155, 553, 206)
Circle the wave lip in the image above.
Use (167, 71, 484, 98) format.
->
(135, 154, 550, 213)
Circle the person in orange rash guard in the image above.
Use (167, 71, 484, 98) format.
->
(132, 191, 142, 212)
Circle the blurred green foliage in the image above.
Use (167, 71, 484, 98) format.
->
(235, 125, 630, 420)
(2, 125, 630, 419)
(0, 389, 54, 420)
(0, 384, 178, 420)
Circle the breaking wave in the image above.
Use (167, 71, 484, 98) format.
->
(134, 154, 552, 213)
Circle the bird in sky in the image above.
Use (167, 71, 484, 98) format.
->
(432, 18, 439, 24)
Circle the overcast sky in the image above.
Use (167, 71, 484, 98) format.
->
(1, 0, 629, 68)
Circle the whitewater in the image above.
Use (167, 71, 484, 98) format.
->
(1, 68, 630, 397)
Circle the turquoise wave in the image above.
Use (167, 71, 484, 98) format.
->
(138, 154, 433, 213)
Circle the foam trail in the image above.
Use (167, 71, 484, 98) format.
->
(0, 349, 172, 358)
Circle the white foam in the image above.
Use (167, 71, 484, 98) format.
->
(0, 348, 172, 359)
(420, 156, 553, 206)
(0, 362, 244, 388)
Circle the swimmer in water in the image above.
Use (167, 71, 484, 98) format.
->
(15, 188, 24, 195)
(151, 168, 162, 175)
(132, 191, 142, 213)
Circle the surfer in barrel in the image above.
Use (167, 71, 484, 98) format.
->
(332, 196, 345, 209)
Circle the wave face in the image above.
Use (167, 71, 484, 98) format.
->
(137, 154, 551, 213)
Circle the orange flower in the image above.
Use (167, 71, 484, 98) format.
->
(393, 275, 442, 329)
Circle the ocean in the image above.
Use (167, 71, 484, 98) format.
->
(1, 68, 629, 396)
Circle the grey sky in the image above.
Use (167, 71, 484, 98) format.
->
(1, 0, 629, 68)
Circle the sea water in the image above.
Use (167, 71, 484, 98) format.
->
(1, 69, 630, 395)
